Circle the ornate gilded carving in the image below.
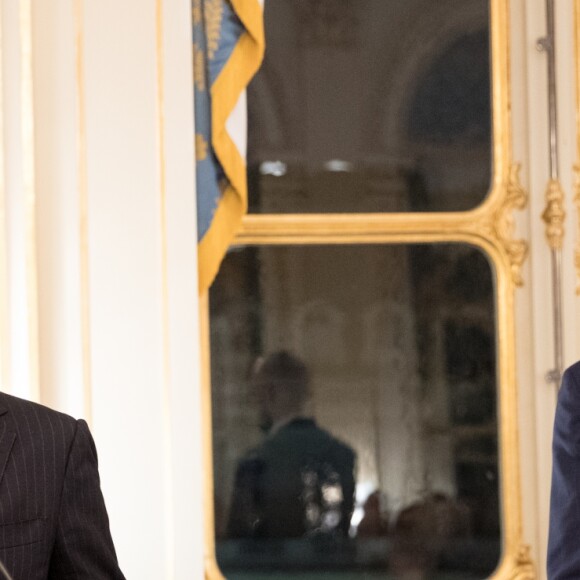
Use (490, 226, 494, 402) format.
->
(507, 544, 535, 580)
(542, 179, 566, 250)
(491, 163, 529, 287)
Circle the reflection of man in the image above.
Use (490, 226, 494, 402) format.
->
(0, 392, 124, 579)
(227, 351, 356, 539)
(548, 362, 580, 579)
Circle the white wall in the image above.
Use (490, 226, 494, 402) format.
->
(0, 0, 205, 578)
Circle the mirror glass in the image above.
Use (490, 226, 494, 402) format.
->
(210, 243, 500, 579)
(247, 0, 492, 214)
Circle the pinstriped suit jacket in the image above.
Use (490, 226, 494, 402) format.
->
(0, 392, 125, 579)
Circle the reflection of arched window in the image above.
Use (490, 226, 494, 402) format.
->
(407, 30, 491, 144)
(398, 28, 492, 212)
(362, 300, 416, 371)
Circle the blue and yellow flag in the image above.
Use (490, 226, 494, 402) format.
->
(193, 0, 265, 293)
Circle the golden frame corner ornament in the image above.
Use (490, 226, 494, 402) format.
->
(201, 0, 534, 577)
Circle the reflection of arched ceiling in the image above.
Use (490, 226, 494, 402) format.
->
(247, 57, 296, 158)
(249, 0, 489, 160)
(368, 0, 489, 152)
(247, 1, 303, 161)
(407, 30, 490, 145)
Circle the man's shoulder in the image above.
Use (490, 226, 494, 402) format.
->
(268, 420, 356, 461)
(307, 423, 355, 459)
(559, 362, 580, 402)
(563, 361, 580, 384)
(0, 391, 78, 437)
(324, 431, 356, 463)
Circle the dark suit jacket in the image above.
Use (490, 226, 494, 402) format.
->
(227, 418, 356, 539)
(0, 392, 124, 579)
(548, 361, 580, 579)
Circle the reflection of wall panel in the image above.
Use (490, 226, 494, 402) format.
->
(293, 300, 347, 365)
(421, 316, 456, 497)
(366, 300, 424, 509)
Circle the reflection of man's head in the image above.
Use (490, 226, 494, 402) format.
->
(253, 351, 310, 433)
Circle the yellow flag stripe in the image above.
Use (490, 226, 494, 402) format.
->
(198, 0, 265, 293)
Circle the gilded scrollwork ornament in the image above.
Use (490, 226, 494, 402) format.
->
(506, 544, 535, 580)
(486, 163, 529, 287)
(542, 179, 566, 250)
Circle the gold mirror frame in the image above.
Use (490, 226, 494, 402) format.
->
(201, 0, 534, 577)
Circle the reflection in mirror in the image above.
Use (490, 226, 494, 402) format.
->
(210, 244, 500, 579)
(247, 0, 491, 214)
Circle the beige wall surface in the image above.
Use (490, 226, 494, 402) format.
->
(0, 0, 204, 577)
(0, 0, 579, 578)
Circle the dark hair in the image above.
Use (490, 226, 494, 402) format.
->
(255, 351, 310, 402)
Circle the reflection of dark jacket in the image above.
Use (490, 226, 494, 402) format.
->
(227, 418, 356, 539)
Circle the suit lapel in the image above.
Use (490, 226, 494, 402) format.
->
(0, 405, 16, 488)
